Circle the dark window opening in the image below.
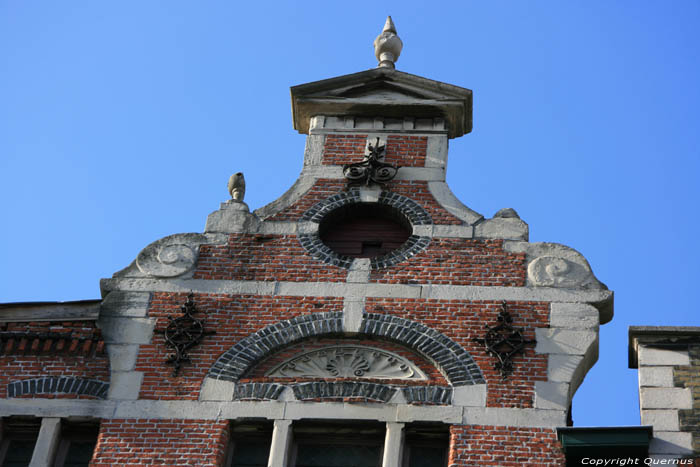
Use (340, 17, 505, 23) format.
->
(224, 421, 273, 467)
(291, 421, 385, 467)
(402, 424, 449, 467)
(319, 203, 412, 258)
(53, 420, 100, 467)
(0, 417, 41, 467)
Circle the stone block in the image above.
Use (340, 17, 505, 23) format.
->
(106, 344, 140, 372)
(549, 303, 599, 329)
(639, 366, 675, 387)
(638, 347, 690, 366)
(100, 291, 150, 317)
(534, 381, 570, 410)
(98, 317, 155, 344)
(547, 354, 584, 383)
(452, 384, 486, 407)
(535, 329, 597, 356)
(107, 372, 143, 400)
(199, 378, 235, 401)
(29, 417, 61, 467)
(641, 410, 680, 431)
(425, 135, 447, 169)
(342, 298, 364, 333)
(640, 387, 692, 409)
(649, 431, 693, 455)
(474, 218, 529, 241)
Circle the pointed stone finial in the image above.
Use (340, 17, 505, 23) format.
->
(374, 16, 403, 69)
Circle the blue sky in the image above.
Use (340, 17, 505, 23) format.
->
(1, 1, 699, 427)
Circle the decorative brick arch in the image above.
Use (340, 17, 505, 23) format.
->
(8, 376, 109, 399)
(298, 189, 433, 270)
(206, 312, 484, 386)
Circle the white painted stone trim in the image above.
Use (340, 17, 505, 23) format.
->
(382, 422, 405, 467)
(309, 116, 448, 135)
(342, 298, 365, 333)
(534, 381, 570, 410)
(640, 387, 692, 410)
(29, 417, 61, 467)
(638, 347, 691, 366)
(639, 366, 675, 388)
(427, 181, 483, 226)
(0, 399, 567, 428)
(649, 431, 694, 456)
(199, 378, 235, 401)
(100, 278, 613, 312)
(269, 419, 293, 467)
(641, 410, 680, 431)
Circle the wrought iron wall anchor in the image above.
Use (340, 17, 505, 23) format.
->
(154, 293, 215, 377)
(343, 137, 400, 186)
(473, 301, 536, 379)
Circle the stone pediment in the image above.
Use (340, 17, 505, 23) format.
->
(291, 67, 473, 138)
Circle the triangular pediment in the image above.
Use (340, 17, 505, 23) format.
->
(290, 68, 473, 139)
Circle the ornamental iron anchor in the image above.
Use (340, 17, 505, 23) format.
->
(343, 137, 400, 186)
(473, 301, 536, 379)
(154, 293, 215, 376)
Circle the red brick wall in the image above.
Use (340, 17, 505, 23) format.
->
(321, 134, 427, 168)
(365, 299, 548, 408)
(369, 239, 527, 286)
(266, 179, 347, 221)
(194, 234, 348, 282)
(243, 336, 449, 386)
(91, 419, 229, 466)
(0, 321, 108, 399)
(321, 134, 367, 165)
(449, 425, 565, 466)
(135, 293, 344, 400)
(265, 180, 463, 226)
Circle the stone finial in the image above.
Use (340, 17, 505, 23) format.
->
(227, 172, 246, 202)
(374, 16, 403, 69)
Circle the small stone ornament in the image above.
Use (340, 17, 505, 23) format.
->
(374, 16, 403, 69)
(227, 172, 246, 202)
(343, 137, 400, 186)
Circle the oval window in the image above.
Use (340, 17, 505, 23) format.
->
(319, 203, 412, 258)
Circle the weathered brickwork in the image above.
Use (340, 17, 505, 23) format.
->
(674, 344, 700, 454)
(365, 299, 548, 408)
(136, 293, 344, 400)
(243, 337, 450, 386)
(369, 239, 527, 287)
(92, 419, 229, 466)
(0, 320, 109, 399)
(383, 180, 463, 225)
(265, 179, 462, 225)
(321, 134, 367, 165)
(321, 134, 428, 168)
(449, 425, 565, 466)
(266, 179, 348, 221)
(194, 233, 348, 282)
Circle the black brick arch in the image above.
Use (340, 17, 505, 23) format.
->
(7, 376, 109, 399)
(298, 189, 433, 270)
(206, 312, 484, 386)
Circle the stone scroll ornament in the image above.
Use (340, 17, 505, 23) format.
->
(154, 293, 215, 376)
(343, 137, 400, 186)
(135, 233, 207, 278)
(473, 302, 536, 379)
(266, 346, 427, 380)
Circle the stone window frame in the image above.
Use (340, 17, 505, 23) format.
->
(298, 188, 433, 270)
